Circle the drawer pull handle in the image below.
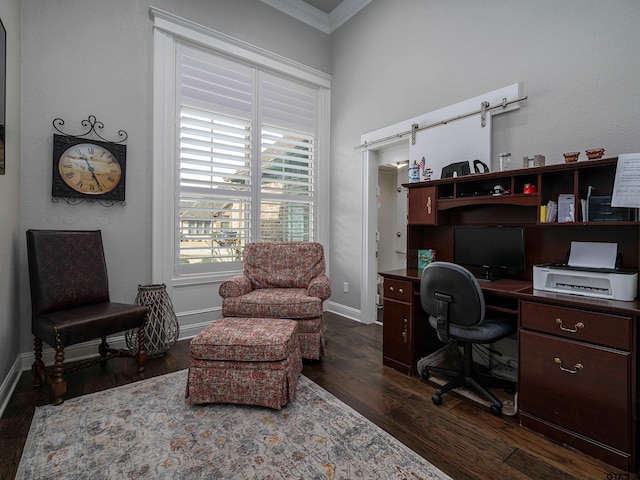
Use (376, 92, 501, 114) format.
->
(555, 318, 584, 333)
(398, 288, 404, 294)
(389, 286, 394, 292)
(554, 357, 583, 374)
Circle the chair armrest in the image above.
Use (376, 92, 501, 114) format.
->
(219, 275, 253, 298)
(308, 274, 331, 301)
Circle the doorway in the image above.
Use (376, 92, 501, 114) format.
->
(376, 161, 408, 324)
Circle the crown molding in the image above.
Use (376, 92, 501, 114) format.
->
(260, 0, 370, 34)
(329, 0, 371, 32)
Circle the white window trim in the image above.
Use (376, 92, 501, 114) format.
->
(151, 7, 331, 285)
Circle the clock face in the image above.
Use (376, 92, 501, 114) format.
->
(58, 143, 122, 195)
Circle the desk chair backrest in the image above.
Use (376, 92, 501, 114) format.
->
(27, 229, 110, 316)
(420, 261, 485, 342)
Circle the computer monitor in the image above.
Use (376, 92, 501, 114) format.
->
(453, 226, 525, 281)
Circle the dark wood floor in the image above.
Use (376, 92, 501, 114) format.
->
(0, 312, 636, 480)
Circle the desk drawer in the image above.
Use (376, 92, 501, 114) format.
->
(519, 330, 632, 453)
(520, 301, 632, 350)
(384, 279, 412, 302)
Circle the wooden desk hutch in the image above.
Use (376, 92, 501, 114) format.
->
(379, 157, 640, 472)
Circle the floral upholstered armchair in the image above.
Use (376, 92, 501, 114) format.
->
(219, 242, 331, 360)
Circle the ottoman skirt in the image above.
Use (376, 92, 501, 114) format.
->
(186, 317, 302, 409)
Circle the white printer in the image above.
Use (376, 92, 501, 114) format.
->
(533, 241, 638, 301)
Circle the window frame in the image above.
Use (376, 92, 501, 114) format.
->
(151, 7, 330, 285)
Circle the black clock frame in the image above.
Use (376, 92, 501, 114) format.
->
(52, 134, 127, 202)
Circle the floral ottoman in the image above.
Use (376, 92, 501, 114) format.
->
(186, 317, 302, 409)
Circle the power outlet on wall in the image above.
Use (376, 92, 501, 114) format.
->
(343, 282, 349, 293)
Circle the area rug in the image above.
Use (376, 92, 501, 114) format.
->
(16, 370, 451, 479)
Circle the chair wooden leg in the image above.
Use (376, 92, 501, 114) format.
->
(51, 342, 67, 406)
(99, 337, 109, 365)
(136, 326, 147, 373)
(32, 336, 44, 388)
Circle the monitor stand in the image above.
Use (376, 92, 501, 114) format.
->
(476, 265, 498, 283)
(476, 277, 494, 283)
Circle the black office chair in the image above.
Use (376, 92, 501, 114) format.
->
(420, 261, 516, 416)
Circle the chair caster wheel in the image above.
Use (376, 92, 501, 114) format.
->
(432, 393, 442, 405)
(421, 369, 430, 380)
(490, 404, 502, 417)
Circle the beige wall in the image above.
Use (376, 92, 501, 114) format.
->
(0, 0, 21, 387)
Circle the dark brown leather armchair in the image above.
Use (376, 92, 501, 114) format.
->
(26, 229, 149, 405)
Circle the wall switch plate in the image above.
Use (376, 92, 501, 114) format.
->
(343, 282, 349, 293)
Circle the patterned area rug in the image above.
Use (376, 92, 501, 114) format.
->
(17, 370, 451, 479)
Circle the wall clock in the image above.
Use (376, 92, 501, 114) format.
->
(51, 115, 128, 205)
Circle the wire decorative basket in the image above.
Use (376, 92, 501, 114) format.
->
(126, 284, 179, 358)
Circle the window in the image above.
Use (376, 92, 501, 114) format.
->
(173, 43, 324, 275)
(151, 9, 330, 282)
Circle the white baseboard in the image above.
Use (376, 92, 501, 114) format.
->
(326, 301, 362, 323)
(0, 355, 24, 419)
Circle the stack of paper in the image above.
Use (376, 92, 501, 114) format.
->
(568, 241, 617, 269)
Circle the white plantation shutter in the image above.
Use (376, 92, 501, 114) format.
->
(179, 45, 253, 118)
(259, 73, 315, 242)
(260, 125, 313, 242)
(176, 44, 318, 271)
(260, 72, 316, 132)
(178, 107, 252, 267)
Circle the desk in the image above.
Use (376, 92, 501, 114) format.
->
(379, 269, 526, 375)
(379, 268, 640, 473)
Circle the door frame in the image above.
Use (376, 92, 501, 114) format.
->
(360, 140, 410, 324)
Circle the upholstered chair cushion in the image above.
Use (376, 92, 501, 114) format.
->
(221, 288, 323, 319)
